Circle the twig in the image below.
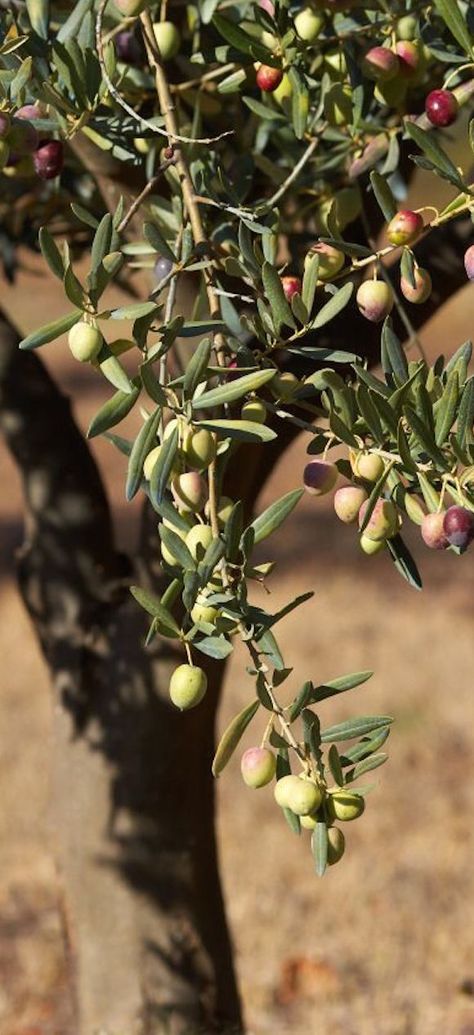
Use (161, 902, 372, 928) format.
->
(256, 131, 325, 214)
(117, 155, 177, 234)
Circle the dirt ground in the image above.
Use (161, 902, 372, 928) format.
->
(0, 250, 473, 1035)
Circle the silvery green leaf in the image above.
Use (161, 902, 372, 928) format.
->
(262, 262, 296, 331)
(19, 310, 81, 350)
(87, 383, 140, 439)
(149, 425, 178, 508)
(130, 585, 180, 636)
(193, 368, 275, 409)
(310, 670, 373, 704)
(195, 419, 276, 442)
(321, 715, 393, 743)
(311, 822, 328, 877)
(249, 489, 303, 545)
(312, 283, 353, 329)
(212, 700, 260, 776)
(126, 407, 161, 500)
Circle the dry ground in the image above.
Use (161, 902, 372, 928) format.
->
(0, 251, 473, 1035)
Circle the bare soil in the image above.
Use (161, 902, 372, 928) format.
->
(1, 252, 473, 1035)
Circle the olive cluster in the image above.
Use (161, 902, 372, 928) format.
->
(0, 106, 63, 181)
(240, 745, 367, 868)
(303, 452, 474, 556)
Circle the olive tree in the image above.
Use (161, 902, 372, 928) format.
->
(0, 0, 473, 1030)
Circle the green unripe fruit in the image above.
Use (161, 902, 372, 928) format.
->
(359, 498, 398, 541)
(305, 242, 345, 280)
(160, 519, 190, 567)
(172, 472, 206, 513)
(144, 445, 162, 481)
(327, 826, 345, 864)
(114, 0, 149, 14)
(169, 664, 207, 710)
(68, 322, 103, 363)
(323, 83, 352, 126)
(356, 281, 394, 323)
(0, 139, 10, 171)
(360, 534, 386, 556)
(334, 486, 368, 524)
(271, 372, 299, 401)
(241, 21, 278, 52)
(404, 494, 426, 526)
(303, 460, 338, 497)
(186, 523, 214, 560)
(350, 450, 385, 483)
(182, 428, 217, 470)
(134, 137, 152, 155)
(190, 595, 219, 625)
(152, 21, 181, 61)
(294, 6, 324, 41)
(241, 747, 276, 788)
(273, 73, 292, 108)
(300, 812, 318, 830)
(241, 398, 267, 424)
(274, 775, 323, 816)
(397, 15, 417, 40)
(324, 49, 347, 77)
(205, 495, 234, 527)
(328, 790, 365, 822)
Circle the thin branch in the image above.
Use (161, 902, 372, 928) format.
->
(117, 153, 177, 234)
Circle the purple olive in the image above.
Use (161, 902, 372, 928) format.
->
(443, 506, 474, 550)
(154, 255, 174, 282)
(33, 140, 64, 180)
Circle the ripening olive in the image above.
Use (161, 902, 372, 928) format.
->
(359, 498, 398, 541)
(421, 511, 449, 550)
(172, 472, 206, 513)
(334, 486, 368, 523)
(241, 747, 276, 788)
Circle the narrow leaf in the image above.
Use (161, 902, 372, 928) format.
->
(249, 489, 303, 546)
(212, 700, 260, 777)
(87, 383, 140, 438)
(193, 368, 275, 409)
(19, 310, 81, 350)
(126, 407, 161, 500)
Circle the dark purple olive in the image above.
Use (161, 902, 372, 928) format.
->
(33, 139, 64, 180)
(443, 506, 474, 550)
(115, 29, 145, 66)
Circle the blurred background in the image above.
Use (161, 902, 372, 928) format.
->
(0, 186, 473, 1034)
